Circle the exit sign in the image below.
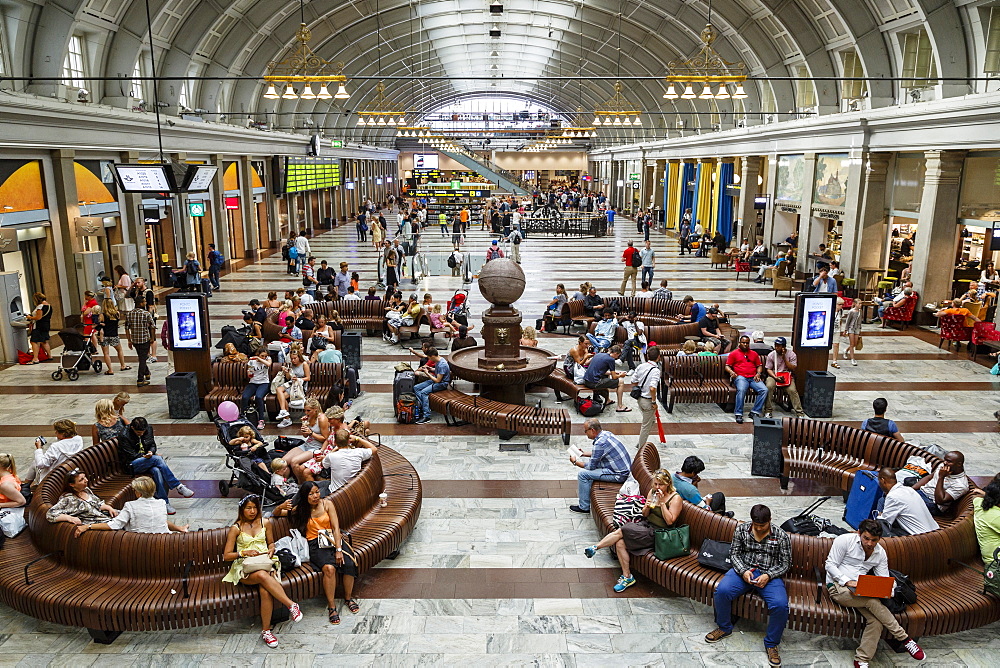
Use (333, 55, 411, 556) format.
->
(330, 140, 344, 148)
(628, 173, 640, 181)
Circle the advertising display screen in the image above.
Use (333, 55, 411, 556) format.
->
(112, 165, 175, 192)
(283, 157, 342, 193)
(796, 293, 837, 349)
(414, 153, 439, 169)
(166, 294, 208, 350)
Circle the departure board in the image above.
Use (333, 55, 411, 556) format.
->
(283, 157, 342, 193)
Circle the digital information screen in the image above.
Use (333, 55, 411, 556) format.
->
(407, 189, 493, 197)
(796, 293, 837, 349)
(284, 157, 342, 193)
(166, 294, 207, 350)
(113, 165, 174, 192)
(414, 153, 439, 169)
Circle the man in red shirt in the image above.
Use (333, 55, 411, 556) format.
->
(620, 240, 640, 297)
(725, 335, 769, 424)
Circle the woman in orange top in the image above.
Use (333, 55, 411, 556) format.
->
(276, 481, 358, 624)
(0, 453, 26, 508)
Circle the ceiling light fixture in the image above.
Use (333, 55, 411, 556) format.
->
(663, 18, 748, 102)
(261, 14, 349, 103)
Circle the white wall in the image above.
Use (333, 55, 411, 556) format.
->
(398, 152, 468, 171)
(492, 151, 588, 171)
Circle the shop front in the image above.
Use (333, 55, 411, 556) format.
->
(772, 154, 805, 259)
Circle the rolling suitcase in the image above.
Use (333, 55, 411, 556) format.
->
(844, 469, 883, 529)
(393, 368, 415, 416)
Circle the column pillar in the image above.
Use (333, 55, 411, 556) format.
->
(49, 149, 83, 322)
(653, 159, 666, 228)
(911, 150, 967, 304)
(839, 152, 890, 276)
(736, 156, 763, 245)
(795, 153, 819, 275)
(239, 156, 260, 259)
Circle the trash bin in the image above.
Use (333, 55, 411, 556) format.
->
(341, 331, 362, 370)
(803, 370, 836, 418)
(751, 416, 784, 478)
(166, 371, 200, 419)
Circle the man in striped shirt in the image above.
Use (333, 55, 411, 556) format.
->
(125, 296, 156, 387)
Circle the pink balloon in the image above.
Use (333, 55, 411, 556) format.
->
(217, 401, 240, 422)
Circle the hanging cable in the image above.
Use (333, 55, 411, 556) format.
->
(142, 0, 165, 163)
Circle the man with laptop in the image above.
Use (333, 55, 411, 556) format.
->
(825, 519, 925, 667)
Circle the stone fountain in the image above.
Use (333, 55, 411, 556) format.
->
(447, 258, 556, 405)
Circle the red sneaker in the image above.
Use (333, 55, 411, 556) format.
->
(902, 637, 925, 660)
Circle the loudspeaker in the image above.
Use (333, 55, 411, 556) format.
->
(803, 370, 836, 418)
(342, 331, 362, 370)
(166, 372, 200, 419)
(751, 417, 784, 478)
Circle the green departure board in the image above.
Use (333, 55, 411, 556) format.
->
(284, 157, 341, 192)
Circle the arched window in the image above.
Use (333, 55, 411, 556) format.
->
(421, 96, 568, 151)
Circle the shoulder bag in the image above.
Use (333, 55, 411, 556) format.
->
(241, 554, 275, 574)
(654, 523, 690, 560)
(697, 538, 733, 572)
(630, 365, 655, 400)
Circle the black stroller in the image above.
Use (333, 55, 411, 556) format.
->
(51, 328, 103, 381)
(214, 416, 299, 505)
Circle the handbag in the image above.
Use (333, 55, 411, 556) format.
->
(991, 362, 1000, 376)
(613, 494, 647, 527)
(653, 524, 690, 560)
(241, 554, 275, 574)
(316, 528, 336, 549)
(269, 370, 286, 395)
(697, 539, 733, 572)
(0, 508, 26, 538)
(855, 335, 864, 351)
(774, 371, 792, 387)
(274, 528, 310, 568)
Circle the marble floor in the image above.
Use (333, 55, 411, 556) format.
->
(1, 217, 998, 667)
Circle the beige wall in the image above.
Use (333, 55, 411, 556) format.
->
(398, 152, 468, 172)
(492, 151, 588, 171)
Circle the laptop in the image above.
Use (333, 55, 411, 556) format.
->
(854, 574, 895, 598)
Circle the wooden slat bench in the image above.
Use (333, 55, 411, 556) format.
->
(262, 302, 385, 341)
(203, 359, 344, 419)
(0, 439, 421, 642)
(589, 441, 1000, 640)
(428, 388, 571, 444)
(559, 298, 692, 334)
(660, 355, 735, 413)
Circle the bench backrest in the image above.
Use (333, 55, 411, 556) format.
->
(663, 354, 728, 380)
(28, 441, 385, 577)
(781, 417, 940, 470)
(647, 321, 702, 346)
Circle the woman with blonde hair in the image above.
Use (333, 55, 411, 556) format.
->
(93, 398, 129, 445)
(277, 300, 296, 328)
(583, 469, 683, 592)
(113, 391, 130, 419)
(678, 339, 697, 356)
(0, 454, 26, 509)
(519, 325, 538, 347)
(96, 298, 130, 374)
(75, 476, 188, 537)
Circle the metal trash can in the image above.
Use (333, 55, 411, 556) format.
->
(803, 370, 836, 418)
(341, 331, 362, 370)
(751, 416, 784, 478)
(166, 371, 200, 419)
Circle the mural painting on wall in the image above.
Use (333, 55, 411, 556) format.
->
(0, 160, 47, 213)
(959, 156, 1000, 220)
(813, 154, 851, 208)
(775, 154, 805, 203)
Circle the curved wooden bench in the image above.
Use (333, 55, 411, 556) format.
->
(560, 298, 691, 333)
(262, 302, 385, 341)
(204, 359, 344, 419)
(0, 439, 421, 641)
(590, 441, 999, 639)
(661, 355, 735, 413)
(428, 388, 571, 443)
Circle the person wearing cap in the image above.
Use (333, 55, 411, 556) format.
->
(763, 338, 805, 418)
(333, 262, 351, 298)
(699, 308, 730, 353)
(486, 239, 505, 262)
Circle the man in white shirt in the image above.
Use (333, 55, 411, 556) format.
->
(294, 232, 310, 272)
(75, 476, 188, 536)
(343, 286, 362, 301)
(825, 520, 925, 666)
(324, 430, 378, 489)
(876, 467, 939, 536)
(910, 450, 969, 515)
(632, 347, 661, 450)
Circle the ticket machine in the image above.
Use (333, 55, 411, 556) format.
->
(75, 250, 107, 292)
(0, 271, 28, 363)
(110, 244, 140, 279)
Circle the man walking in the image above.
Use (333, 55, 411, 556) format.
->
(125, 295, 156, 387)
(207, 244, 224, 291)
(763, 337, 805, 417)
(639, 240, 656, 287)
(334, 262, 351, 298)
(568, 418, 632, 514)
(620, 241, 640, 296)
(725, 335, 768, 424)
(632, 346, 661, 449)
(826, 519, 926, 667)
(706, 504, 790, 667)
(294, 230, 310, 273)
(679, 217, 691, 255)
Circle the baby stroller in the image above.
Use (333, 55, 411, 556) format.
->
(214, 415, 296, 506)
(51, 328, 102, 381)
(447, 289, 470, 327)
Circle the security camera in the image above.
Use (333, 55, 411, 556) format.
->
(77, 88, 90, 102)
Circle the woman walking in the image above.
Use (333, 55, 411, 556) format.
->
(96, 298, 130, 374)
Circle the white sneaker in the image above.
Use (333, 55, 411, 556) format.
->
(763, 413, 773, 418)
(851, 359, 858, 366)
(165, 502, 177, 515)
(175, 484, 195, 498)
(277, 417, 293, 428)
(276, 409, 290, 419)
(390, 335, 399, 344)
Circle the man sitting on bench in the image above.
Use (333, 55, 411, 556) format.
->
(413, 347, 450, 424)
(583, 286, 605, 318)
(587, 310, 617, 352)
(582, 344, 629, 412)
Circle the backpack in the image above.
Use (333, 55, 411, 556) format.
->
(447, 253, 458, 269)
(211, 250, 225, 268)
(574, 394, 605, 417)
(512, 231, 521, 245)
(630, 249, 642, 268)
(882, 569, 917, 614)
(396, 394, 417, 424)
(185, 261, 197, 275)
(288, 246, 299, 260)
